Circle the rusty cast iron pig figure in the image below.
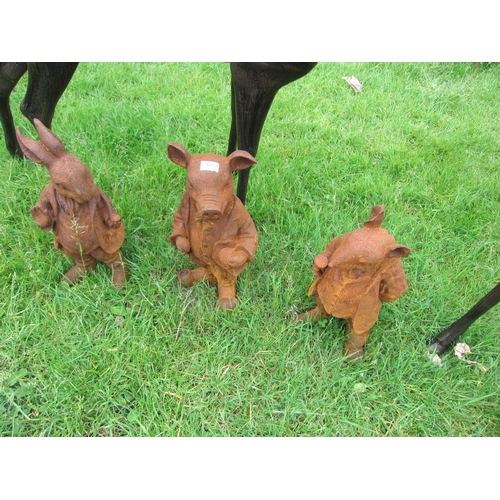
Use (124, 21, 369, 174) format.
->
(16, 119, 127, 288)
(168, 142, 258, 311)
(297, 206, 410, 361)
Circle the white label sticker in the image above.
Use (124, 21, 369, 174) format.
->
(200, 160, 219, 173)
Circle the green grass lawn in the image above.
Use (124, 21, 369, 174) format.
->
(0, 62, 499, 436)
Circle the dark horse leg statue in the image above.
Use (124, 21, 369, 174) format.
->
(1, 62, 316, 204)
(0, 62, 78, 157)
(227, 62, 317, 204)
(429, 282, 500, 355)
(0, 62, 28, 157)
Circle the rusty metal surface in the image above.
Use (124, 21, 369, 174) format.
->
(298, 206, 410, 361)
(168, 142, 258, 310)
(16, 119, 126, 288)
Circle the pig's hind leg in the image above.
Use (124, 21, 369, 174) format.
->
(212, 267, 239, 311)
(178, 267, 217, 287)
(217, 280, 238, 311)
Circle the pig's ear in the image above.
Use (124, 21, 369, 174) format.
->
(227, 150, 257, 171)
(386, 244, 411, 259)
(16, 127, 57, 168)
(167, 142, 191, 168)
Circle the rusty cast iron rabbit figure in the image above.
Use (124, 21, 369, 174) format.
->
(16, 119, 127, 288)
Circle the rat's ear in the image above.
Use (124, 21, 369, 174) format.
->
(386, 244, 411, 259)
(364, 205, 385, 228)
(167, 142, 191, 168)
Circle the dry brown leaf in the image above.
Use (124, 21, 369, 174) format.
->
(429, 353, 442, 365)
(454, 342, 488, 372)
(342, 76, 363, 93)
(454, 342, 472, 359)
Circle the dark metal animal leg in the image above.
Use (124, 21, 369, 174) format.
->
(0, 62, 28, 157)
(228, 62, 317, 204)
(429, 281, 500, 355)
(20, 62, 79, 129)
(227, 79, 237, 155)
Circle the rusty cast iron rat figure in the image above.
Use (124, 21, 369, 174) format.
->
(297, 205, 410, 361)
(168, 142, 258, 310)
(16, 119, 127, 288)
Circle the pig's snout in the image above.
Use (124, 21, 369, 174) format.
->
(196, 195, 223, 221)
(199, 209, 222, 221)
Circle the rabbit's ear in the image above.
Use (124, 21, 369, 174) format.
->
(33, 119, 67, 157)
(16, 128, 57, 168)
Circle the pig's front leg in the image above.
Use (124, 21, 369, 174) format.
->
(169, 213, 191, 254)
(217, 215, 258, 273)
(173, 235, 191, 254)
(216, 246, 248, 270)
(169, 196, 191, 254)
